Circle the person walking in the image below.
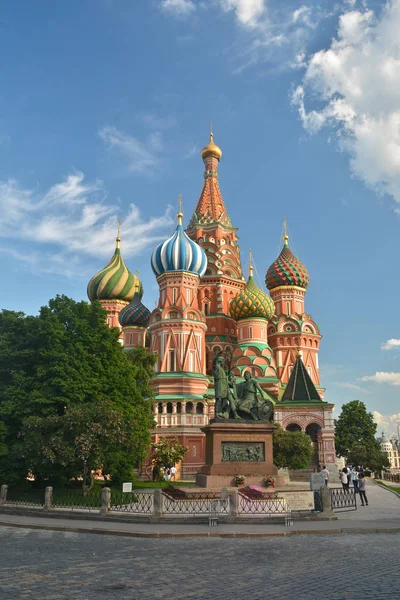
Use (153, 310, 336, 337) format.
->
(346, 465, 352, 487)
(170, 465, 177, 481)
(351, 467, 359, 492)
(358, 473, 368, 506)
(340, 468, 349, 491)
(321, 465, 330, 486)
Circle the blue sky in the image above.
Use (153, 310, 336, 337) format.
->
(1, 0, 399, 435)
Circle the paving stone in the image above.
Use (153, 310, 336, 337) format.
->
(0, 527, 399, 599)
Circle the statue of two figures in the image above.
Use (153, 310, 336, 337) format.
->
(212, 352, 273, 421)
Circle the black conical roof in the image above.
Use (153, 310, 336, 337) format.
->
(281, 355, 322, 404)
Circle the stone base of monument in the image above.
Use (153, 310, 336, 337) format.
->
(196, 420, 284, 488)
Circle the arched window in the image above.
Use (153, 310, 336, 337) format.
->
(186, 402, 193, 414)
(176, 402, 182, 414)
(166, 402, 173, 414)
(158, 402, 163, 414)
(196, 402, 204, 414)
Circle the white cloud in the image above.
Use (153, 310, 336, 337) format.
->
(161, 0, 196, 16)
(219, 0, 266, 29)
(373, 411, 400, 437)
(381, 338, 400, 351)
(361, 372, 400, 387)
(99, 126, 163, 174)
(293, 1, 400, 205)
(334, 382, 370, 394)
(0, 172, 174, 276)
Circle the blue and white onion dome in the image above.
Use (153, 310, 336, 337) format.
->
(151, 205, 207, 277)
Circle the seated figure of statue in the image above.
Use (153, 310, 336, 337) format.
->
(236, 371, 274, 421)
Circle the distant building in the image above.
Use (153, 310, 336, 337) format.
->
(378, 431, 400, 471)
(87, 132, 337, 480)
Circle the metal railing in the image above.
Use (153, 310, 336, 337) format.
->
(238, 492, 293, 526)
(110, 491, 153, 514)
(384, 472, 400, 483)
(52, 488, 102, 511)
(162, 492, 229, 516)
(330, 487, 357, 511)
(6, 488, 45, 507)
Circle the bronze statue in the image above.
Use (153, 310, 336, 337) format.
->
(212, 352, 240, 419)
(235, 371, 274, 421)
(213, 354, 273, 421)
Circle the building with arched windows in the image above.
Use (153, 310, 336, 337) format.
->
(87, 132, 336, 481)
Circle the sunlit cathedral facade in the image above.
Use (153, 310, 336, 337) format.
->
(87, 133, 336, 480)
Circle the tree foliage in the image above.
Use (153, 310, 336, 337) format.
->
(0, 296, 156, 489)
(334, 400, 390, 472)
(152, 437, 188, 471)
(273, 426, 313, 470)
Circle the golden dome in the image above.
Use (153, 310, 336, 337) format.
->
(201, 132, 222, 161)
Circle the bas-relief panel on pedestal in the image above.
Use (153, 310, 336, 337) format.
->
(221, 442, 265, 462)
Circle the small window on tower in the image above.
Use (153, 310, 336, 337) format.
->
(186, 288, 191, 305)
(204, 303, 210, 316)
(286, 302, 290, 316)
(172, 288, 177, 304)
(169, 349, 176, 372)
(249, 326, 253, 339)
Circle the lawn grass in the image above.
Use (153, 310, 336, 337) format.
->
(375, 480, 400, 495)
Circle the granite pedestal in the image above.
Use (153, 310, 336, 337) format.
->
(196, 420, 283, 488)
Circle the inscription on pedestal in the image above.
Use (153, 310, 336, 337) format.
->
(221, 442, 265, 462)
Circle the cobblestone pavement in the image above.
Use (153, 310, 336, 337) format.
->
(1, 527, 399, 600)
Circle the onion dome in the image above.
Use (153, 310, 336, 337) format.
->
(151, 200, 207, 278)
(266, 223, 309, 291)
(119, 294, 150, 328)
(230, 265, 275, 321)
(87, 233, 142, 303)
(201, 131, 222, 161)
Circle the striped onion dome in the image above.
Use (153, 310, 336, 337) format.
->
(266, 236, 309, 291)
(87, 236, 142, 303)
(230, 268, 275, 321)
(151, 209, 207, 278)
(119, 293, 150, 328)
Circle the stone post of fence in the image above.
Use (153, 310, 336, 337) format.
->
(228, 488, 239, 518)
(320, 485, 333, 514)
(0, 484, 7, 505)
(44, 486, 53, 510)
(153, 489, 162, 519)
(100, 487, 111, 516)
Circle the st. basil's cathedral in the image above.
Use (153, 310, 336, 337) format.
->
(87, 133, 336, 481)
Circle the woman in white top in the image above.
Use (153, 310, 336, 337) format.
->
(340, 468, 349, 491)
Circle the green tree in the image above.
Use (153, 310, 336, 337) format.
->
(152, 437, 188, 474)
(335, 400, 389, 472)
(273, 426, 313, 470)
(0, 296, 156, 488)
(335, 400, 377, 457)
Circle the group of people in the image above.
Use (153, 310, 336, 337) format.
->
(319, 464, 369, 506)
(339, 465, 369, 506)
(152, 464, 177, 482)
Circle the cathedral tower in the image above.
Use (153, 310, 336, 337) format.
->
(229, 260, 278, 392)
(149, 201, 209, 398)
(186, 132, 245, 373)
(266, 219, 322, 393)
(87, 226, 141, 332)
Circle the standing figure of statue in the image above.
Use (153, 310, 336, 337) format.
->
(236, 371, 274, 421)
(212, 352, 230, 419)
(212, 352, 241, 419)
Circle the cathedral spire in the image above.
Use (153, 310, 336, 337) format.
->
(188, 130, 231, 228)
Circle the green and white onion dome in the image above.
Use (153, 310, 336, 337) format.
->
(87, 236, 142, 303)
